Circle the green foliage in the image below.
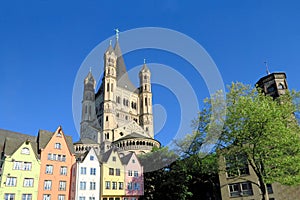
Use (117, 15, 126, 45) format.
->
(217, 82, 300, 200)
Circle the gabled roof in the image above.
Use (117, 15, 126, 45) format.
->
(3, 137, 39, 159)
(0, 129, 36, 153)
(100, 148, 114, 163)
(120, 152, 134, 165)
(37, 128, 75, 154)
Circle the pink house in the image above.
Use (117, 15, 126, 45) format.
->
(121, 153, 144, 200)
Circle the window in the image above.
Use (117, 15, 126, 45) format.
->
(46, 165, 53, 174)
(23, 162, 32, 171)
(119, 182, 123, 190)
(53, 154, 57, 160)
(58, 195, 65, 200)
(89, 197, 95, 200)
(225, 154, 249, 178)
(62, 155, 66, 162)
(127, 182, 132, 190)
(267, 184, 273, 194)
(90, 182, 96, 190)
(109, 168, 114, 175)
(79, 197, 85, 200)
(60, 166, 67, 175)
(80, 181, 86, 190)
(43, 194, 51, 200)
(22, 194, 32, 200)
(132, 159, 135, 163)
(4, 194, 15, 200)
(23, 178, 34, 187)
(90, 155, 94, 161)
(229, 182, 253, 197)
(59, 181, 66, 191)
(6, 177, 17, 186)
(58, 154, 62, 161)
(134, 183, 140, 190)
(134, 171, 138, 177)
(116, 168, 121, 176)
(13, 161, 22, 170)
(48, 153, 52, 160)
(21, 147, 30, 155)
(112, 156, 116, 161)
(105, 181, 110, 189)
(81, 167, 87, 175)
(112, 181, 117, 190)
(128, 170, 133, 176)
(90, 168, 96, 175)
(54, 143, 61, 149)
(44, 180, 52, 190)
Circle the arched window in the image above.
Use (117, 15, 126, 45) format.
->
(278, 83, 285, 90)
(21, 147, 30, 155)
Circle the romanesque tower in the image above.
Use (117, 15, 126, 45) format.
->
(77, 32, 160, 155)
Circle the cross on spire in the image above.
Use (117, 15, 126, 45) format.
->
(264, 61, 270, 75)
(114, 28, 120, 41)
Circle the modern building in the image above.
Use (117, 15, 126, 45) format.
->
(70, 147, 101, 200)
(0, 137, 40, 200)
(121, 152, 144, 200)
(37, 126, 76, 200)
(79, 34, 160, 155)
(219, 72, 300, 200)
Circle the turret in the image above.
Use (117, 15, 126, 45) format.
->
(80, 71, 97, 138)
(139, 61, 154, 138)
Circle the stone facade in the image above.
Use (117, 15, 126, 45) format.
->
(79, 38, 160, 155)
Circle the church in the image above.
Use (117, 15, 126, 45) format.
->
(75, 33, 160, 156)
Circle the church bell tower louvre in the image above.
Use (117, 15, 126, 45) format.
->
(76, 31, 160, 156)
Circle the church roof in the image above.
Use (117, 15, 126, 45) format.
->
(115, 132, 149, 142)
(140, 63, 150, 73)
(74, 138, 99, 145)
(114, 41, 137, 93)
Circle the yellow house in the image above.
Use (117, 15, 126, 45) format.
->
(100, 148, 125, 200)
(0, 137, 40, 200)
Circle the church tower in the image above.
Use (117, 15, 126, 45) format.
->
(80, 71, 97, 140)
(79, 30, 160, 155)
(139, 62, 154, 138)
(256, 72, 288, 98)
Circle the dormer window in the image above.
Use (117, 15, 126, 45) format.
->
(55, 143, 62, 149)
(21, 147, 30, 155)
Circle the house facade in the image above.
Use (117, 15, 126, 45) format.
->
(100, 148, 125, 200)
(70, 148, 101, 200)
(0, 139, 40, 200)
(121, 153, 144, 200)
(37, 126, 76, 200)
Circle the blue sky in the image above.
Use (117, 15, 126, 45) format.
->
(1, 1, 300, 146)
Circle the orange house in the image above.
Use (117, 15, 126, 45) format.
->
(37, 126, 75, 200)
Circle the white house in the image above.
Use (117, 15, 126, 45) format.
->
(70, 148, 101, 200)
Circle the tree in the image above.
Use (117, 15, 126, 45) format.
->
(216, 82, 300, 200)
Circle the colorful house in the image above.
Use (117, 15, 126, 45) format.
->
(70, 147, 101, 200)
(0, 137, 40, 200)
(100, 148, 125, 200)
(121, 153, 144, 200)
(37, 126, 75, 200)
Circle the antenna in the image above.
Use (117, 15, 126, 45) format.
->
(264, 61, 270, 75)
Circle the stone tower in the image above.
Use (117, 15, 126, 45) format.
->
(80, 71, 98, 141)
(79, 34, 160, 155)
(256, 72, 288, 98)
